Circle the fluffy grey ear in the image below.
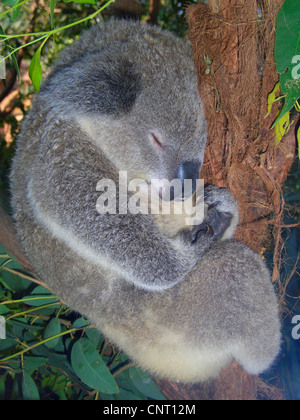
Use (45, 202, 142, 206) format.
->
(79, 59, 142, 115)
(40, 57, 141, 116)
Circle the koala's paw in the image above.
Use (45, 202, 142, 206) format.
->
(191, 185, 239, 243)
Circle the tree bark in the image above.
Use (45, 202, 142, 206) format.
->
(146, 0, 160, 25)
(0, 207, 32, 271)
(156, 0, 296, 400)
(110, 0, 143, 20)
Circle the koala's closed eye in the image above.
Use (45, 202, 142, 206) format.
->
(149, 132, 164, 150)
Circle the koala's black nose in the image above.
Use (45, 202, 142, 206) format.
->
(172, 161, 201, 200)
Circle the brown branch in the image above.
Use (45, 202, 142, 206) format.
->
(208, 0, 220, 13)
(146, 0, 160, 25)
(0, 51, 24, 103)
(110, 0, 143, 20)
(0, 207, 31, 271)
(0, 208, 58, 296)
(0, 0, 41, 104)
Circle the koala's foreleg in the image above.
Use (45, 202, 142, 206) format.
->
(151, 185, 239, 242)
(191, 186, 239, 242)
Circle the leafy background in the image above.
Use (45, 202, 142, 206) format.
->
(0, 241, 167, 400)
(0, 0, 299, 400)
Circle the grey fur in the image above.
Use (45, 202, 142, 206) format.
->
(10, 20, 281, 383)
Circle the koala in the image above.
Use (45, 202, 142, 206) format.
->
(10, 20, 281, 384)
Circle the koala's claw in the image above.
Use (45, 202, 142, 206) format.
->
(207, 201, 221, 211)
(191, 207, 233, 243)
(191, 223, 211, 243)
(191, 185, 239, 244)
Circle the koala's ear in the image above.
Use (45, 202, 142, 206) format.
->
(42, 58, 141, 116)
(95, 60, 141, 115)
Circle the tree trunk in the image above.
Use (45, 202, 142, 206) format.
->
(156, 0, 297, 400)
(110, 0, 143, 20)
(0, 208, 32, 272)
(146, 0, 160, 25)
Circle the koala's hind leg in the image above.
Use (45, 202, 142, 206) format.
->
(97, 240, 281, 383)
(190, 240, 281, 379)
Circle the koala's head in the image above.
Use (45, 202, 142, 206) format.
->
(39, 20, 207, 201)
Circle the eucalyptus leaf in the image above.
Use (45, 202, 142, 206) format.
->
(63, 0, 96, 3)
(31, 285, 54, 295)
(12, 0, 21, 21)
(0, 24, 20, 81)
(1, 269, 30, 293)
(2, 0, 18, 5)
(72, 317, 90, 329)
(85, 327, 103, 347)
(29, 47, 43, 92)
(50, 0, 56, 28)
(21, 371, 40, 400)
(71, 338, 119, 394)
(0, 243, 9, 254)
(23, 285, 59, 306)
(297, 125, 300, 159)
(0, 337, 17, 352)
(0, 378, 5, 400)
(274, 0, 300, 123)
(116, 388, 142, 400)
(0, 304, 10, 315)
(129, 366, 166, 400)
(4, 259, 27, 270)
(43, 317, 61, 348)
(7, 318, 43, 331)
(23, 356, 48, 373)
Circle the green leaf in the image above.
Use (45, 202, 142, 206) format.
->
(129, 366, 167, 400)
(23, 285, 59, 306)
(297, 125, 300, 159)
(0, 338, 17, 352)
(0, 24, 20, 81)
(116, 388, 142, 400)
(71, 338, 119, 394)
(29, 47, 43, 92)
(0, 243, 9, 253)
(43, 318, 61, 348)
(3, 258, 27, 270)
(0, 305, 9, 315)
(50, 0, 56, 28)
(275, 111, 294, 145)
(0, 376, 5, 400)
(85, 327, 103, 347)
(23, 356, 48, 373)
(265, 82, 280, 119)
(12, 0, 21, 21)
(21, 371, 40, 400)
(1, 269, 30, 293)
(72, 317, 90, 329)
(7, 318, 43, 332)
(274, 0, 300, 118)
(63, 0, 96, 3)
(2, 0, 18, 5)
